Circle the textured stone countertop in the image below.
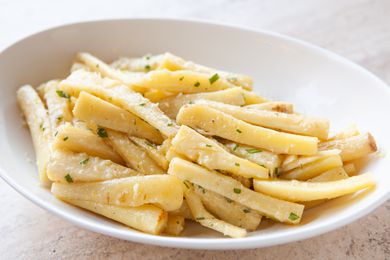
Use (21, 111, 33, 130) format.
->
(1, 0, 389, 259)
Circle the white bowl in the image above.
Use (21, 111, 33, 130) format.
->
(0, 19, 389, 250)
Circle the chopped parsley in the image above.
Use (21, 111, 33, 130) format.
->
(80, 158, 89, 165)
(167, 123, 173, 126)
(63, 136, 69, 141)
(56, 116, 63, 123)
(195, 217, 205, 220)
(183, 180, 191, 189)
(246, 148, 262, 154)
(209, 73, 220, 84)
(236, 129, 242, 133)
(243, 208, 251, 213)
(139, 103, 146, 106)
(145, 64, 151, 70)
(39, 123, 45, 131)
(194, 82, 200, 87)
(188, 101, 193, 104)
(64, 174, 73, 183)
(227, 76, 238, 84)
(145, 141, 155, 147)
(233, 188, 241, 194)
(288, 212, 300, 221)
(225, 198, 233, 203)
(97, 127, 108, 138)
(54, 131, 58, 137)
(205, 144, 212, 147)
(179, 76, 184, 81)
(56, 90, 70, 99)
(96, 64, 100, 68)
(235, 162, 240, 167)
(233, 144, 239, 151)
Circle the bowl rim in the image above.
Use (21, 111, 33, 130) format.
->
(0, 18, 389, 250)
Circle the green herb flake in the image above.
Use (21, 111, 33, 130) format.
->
(227, 75, 238, 84)
(56, 90, 70, 99)
(139, 103, 146, 106)
(246, 148, 262, 154)
(167, 123, 173, 126)
(56, 116, 63, 123)
(288, 212, 300, 221)
(194, 82, 200, 87)
(235, 162, 240, 167)
(236, 129, 242, 133)
(233, 144, 239, 151)
(196, 217, 205, 221)
(145, 64, 151, 70)
(145, 141, 155, 147)
(64, 174, 73, 183)
(54, 131, 58, 137)
(205, 144, 212, 147)
(233, 188, 241, 194)
(80, 158, 89, 165)
(209, 73, 220, 84)
(188, 101, 193, 104)
(97, 127, 108, 138)
(179, 76, 184, 81)
(63, 136, 69, 141)
(183, 180, 191, 189)
(39, 123, 45, 131)
(96, 64, 100, 68)
(225, 198, 233, 203)
(243, 208, 251, 213)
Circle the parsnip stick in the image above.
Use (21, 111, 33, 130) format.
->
(171, 126, 269, 179)
(195, 100, 329, 139)
(224, 142, 281, 177)
(308, 167, 349, 182)
(282, 154, 343, 180)
(282, 149, 340, 172)
(47, 150, 138, 183)
(52, 175, 183, 211)
(158, 87, 246, 119)
(41, 80, 73, 130)
(184, 185, 247, 238)
(253, 173, 375, 202)
(176, 104, 318, 155)
(59, 69, 178, 138)
(164, 214, 185, 236)
(168, 158, 304, 224)
(343, 163, 356, 176)
(106, 130, 165, 174)
(193, 185, 262, 230)
(62, 199, 168, 235)
(245, 102, 294, 114)
(129, 136, 169, 170)
(53, 124, 124, 164)
(17, 85, 52, 184)
(319, 133, 377, 161)
(111, 52, 253, 90)
(170, 200, 193, 220)
(73, 91, 163, 144)
(328, 124, 360, 141)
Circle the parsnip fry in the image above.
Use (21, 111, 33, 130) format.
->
(164, 214, 185, 236)
(308, 167, 349, 182)
(158, 87, 246, 118)
(171, 126, 269, 179)
(184, 186, 247, 238)
(111, 52, 253, 90)
(170, 200, 193, 220)
(168, 158, 304, 224)
(73, 92, 163, 144)
(52, 175, 183, 211)
(129, 136, 169, 170)
(328, 124, 360, 141)
(17, 85, 52, 184)
(195, 100, 328, 139)
(282, 154, 343, 180)
(193, 185, 261, 230)
(253, 173, 375, 202)
(343, 163, 356, 176)
(177, 104, 318, 155)
(246, 102, 294, 113)
(62, 199, 167, 235)
(319, 133, 377, 161)
(47, 150, 138, 183)
(224, 142, 281, 177)
(53, 124, 124, 164)
(133, 69, 237, 94)
(41, 80, 73, 130)
(59, 70, 178, 138)
(282, 149, 340, 172)
(106, 130, 165, 174)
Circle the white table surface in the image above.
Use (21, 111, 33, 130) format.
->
(1, 0, 390, 259)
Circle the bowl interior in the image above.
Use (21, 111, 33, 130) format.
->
(0, 19, 389, 249)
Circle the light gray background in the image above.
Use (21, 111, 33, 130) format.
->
(1, 0, 389, 259)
